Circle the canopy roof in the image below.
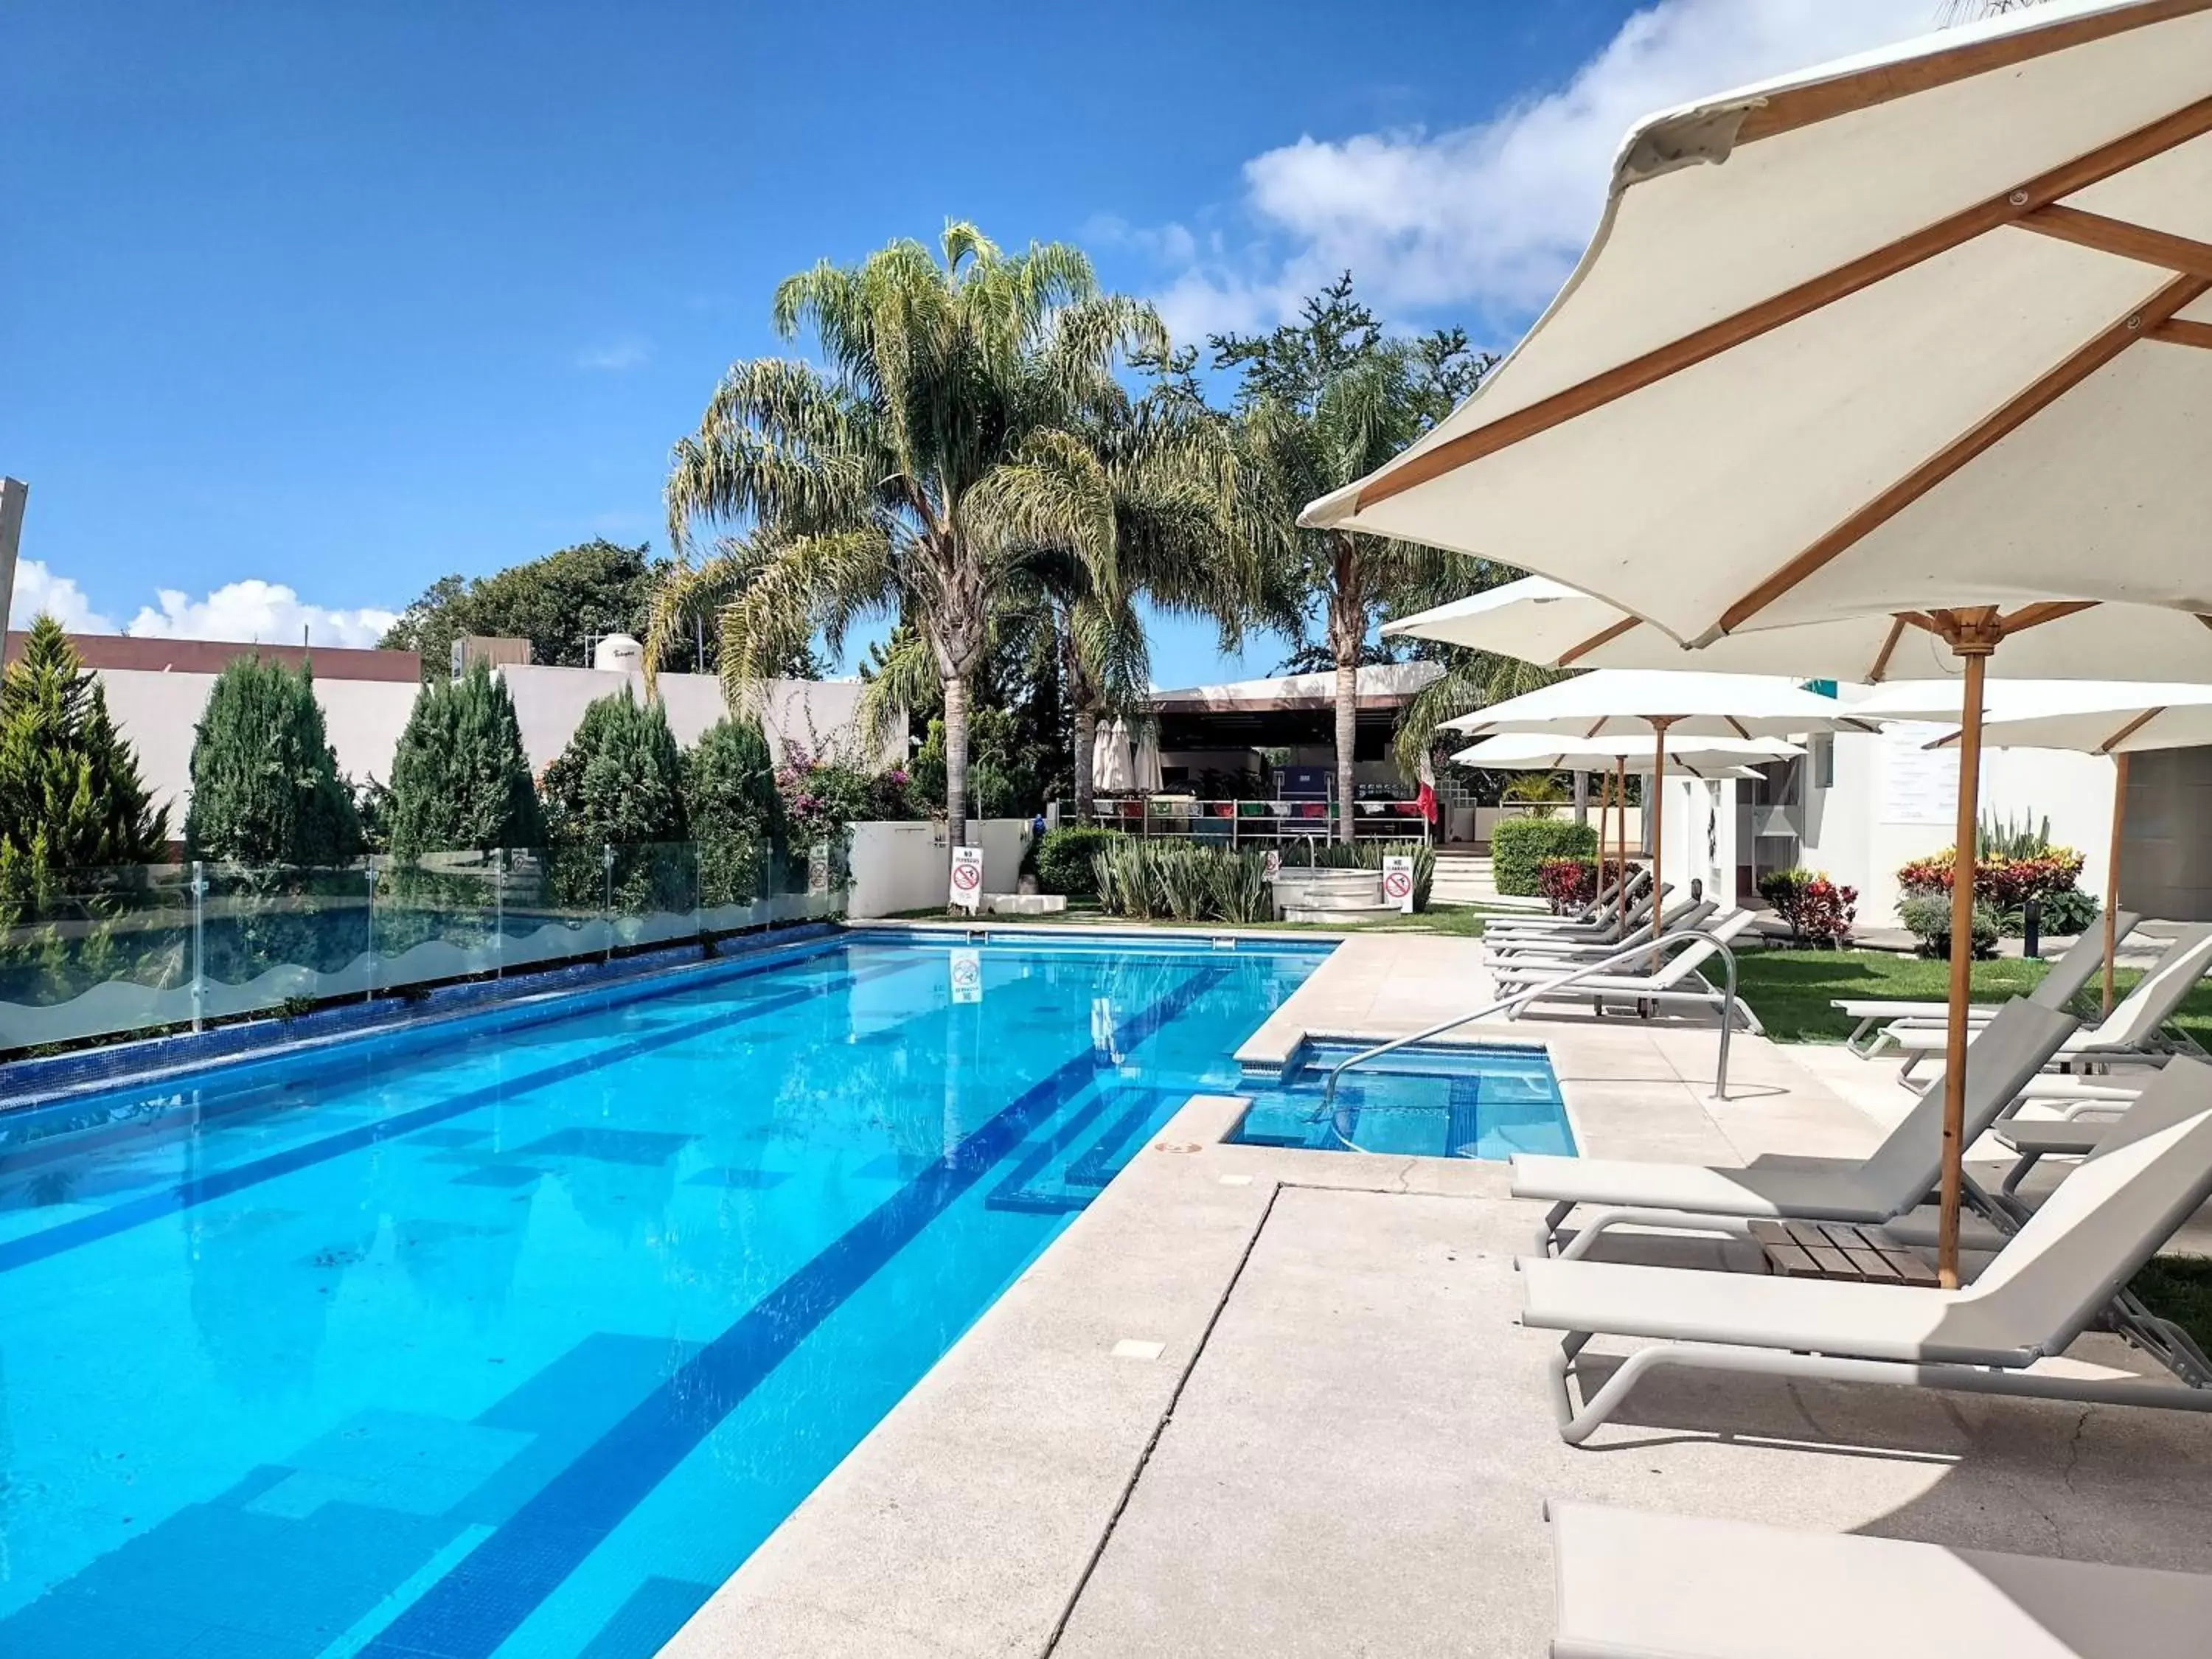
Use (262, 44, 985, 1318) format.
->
(1444, 669, 1875, 742)
(1308, 0, 2212, 653)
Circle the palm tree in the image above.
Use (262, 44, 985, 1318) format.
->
(655, 223, 1161, 844)
(1217, 278, 1492, 841)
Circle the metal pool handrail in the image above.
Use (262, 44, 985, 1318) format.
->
(1310, 926, 1745, 1119)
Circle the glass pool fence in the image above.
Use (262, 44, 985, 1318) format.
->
(0, 839, 848, 1057)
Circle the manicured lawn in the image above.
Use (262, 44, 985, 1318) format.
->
(1733, 947, 2212, 1049)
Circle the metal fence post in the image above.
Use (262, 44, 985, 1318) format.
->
(189, 860, 206, 1033)
(602, 843, 615, 963)
(494, 848, 505, 981)
(364, 858, 378, 1004)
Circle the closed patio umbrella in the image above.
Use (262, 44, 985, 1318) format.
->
(1131, 721, 1164, 794)
(1095, 718, 1134, 796)
(1307, 0, 2212, 1284)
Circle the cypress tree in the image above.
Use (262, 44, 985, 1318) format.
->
(540, 687, 687, 848)
(184, 654, 363, 865)
(685, 715, 782, 905)
(0, 615, 170, 874)
(386, 664, 543, 857)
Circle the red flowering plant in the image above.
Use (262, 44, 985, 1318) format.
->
(1757, 866, 1858, 947)
(1537, 857, 1597, 914)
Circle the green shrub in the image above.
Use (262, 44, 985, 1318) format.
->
(540, 688, 688, 909)
(1491, 818, 1599, 896)
(1210, 851, 1271, 925)
(2037, 885, 2101, 936)
(386, 664, 543, 858)
(185, 654, 363, 866)
(1899, 893, 2001, 959)
(1154, 844, 1213, 921)
(1038, 826, 1117, 897)
(686, 717, 784, 907)
(1088, 838, 1273, 925)
(1094, 836, 1153, 919)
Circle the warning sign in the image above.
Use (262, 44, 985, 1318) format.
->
(1382, 854, 1416, 914)
(949, 844, 984, 911)
(950, 947, 982, 1004)
(1262, 849, 1281, 881)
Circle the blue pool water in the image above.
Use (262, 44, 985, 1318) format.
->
(1231, 1042, 1574, 1159)
(0, 933, 1320, 1659)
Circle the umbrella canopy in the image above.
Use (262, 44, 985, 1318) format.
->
(1450, 731, 1801, 778)
(1447, 670, 1874, 743)
(1306, 0, 2212, 650)
(1388, 577, 2212, 683)
(1307, 0, 2212, 1289)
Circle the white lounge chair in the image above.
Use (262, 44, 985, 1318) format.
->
(1494, 910, 1762, 1031)
(1831, 911, 2144, 1057)
(1891, 928, 2212, 1084)
(1486, 869, 1646, 937)
(1513, 998, 2079, 1258)
(1547, 1500, 2212, 1659)
(1520, 1056, 2212, 1444)
(1486, 877, 1666, 945)
(1486, 899, 1717, 968)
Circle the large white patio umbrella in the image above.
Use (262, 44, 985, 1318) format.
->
(1447, 672, 1870, 945)
(1872, 681, 2212, 1017)
(1455, 733, 1804, 910)
(1306, 0, 2212, 1286)
(1093, 718, 1134, 795)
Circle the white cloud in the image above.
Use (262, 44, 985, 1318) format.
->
(125, 581, 399, 650)
(577, 339, 650, 371)
(1139, 0, 1943, 338)
(8, 558, 116, 633)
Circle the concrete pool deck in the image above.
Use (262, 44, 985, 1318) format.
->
(664, 933, 2212, 1658)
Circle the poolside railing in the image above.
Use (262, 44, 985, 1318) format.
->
(0, 840, 845, 1057)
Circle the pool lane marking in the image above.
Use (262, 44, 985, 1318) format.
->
(355, 964, 1231, 1659)
(0, 956, 930, 1276)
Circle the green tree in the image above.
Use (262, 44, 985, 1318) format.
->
(653, 222, 1159, 846)
(1213, 274, 1494, 840)
(184, 655, 363, 865)
(0, 616, 170, 874)
(381, 539, 666, 678)
(686, 715, 784, 905)
(384, 664, 544, 857)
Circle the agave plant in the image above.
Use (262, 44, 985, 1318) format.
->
(1154, 844, 1214, 922)
(1210, 851, 1272, 925)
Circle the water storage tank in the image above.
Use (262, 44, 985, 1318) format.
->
(594, 633, 644, 673)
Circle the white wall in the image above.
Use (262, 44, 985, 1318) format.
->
(499, 665, 903, 775)
(1654, 776, 1739, 904)
(94, 669, 422, 824)
(844, 818, 1032, 919)
(1798, 723, 2115, 925)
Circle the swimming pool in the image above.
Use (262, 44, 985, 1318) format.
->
(1231, 1041, 1575, 1159)
(0, 932, 1321, 1658)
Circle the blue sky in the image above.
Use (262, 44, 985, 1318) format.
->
(3, 0, 1941, 683)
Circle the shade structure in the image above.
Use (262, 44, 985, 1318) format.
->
(1450, 672, 1866, 948)
(1906, 681, 2212, 1017)
(1307, 0, 2212, 1287)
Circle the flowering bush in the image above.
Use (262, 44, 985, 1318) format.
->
(1758, 866, 1858, 947)
(774, 746, 874, 849)
(1537, 857, 1597, 914)
(1896, 842, 2090, 945)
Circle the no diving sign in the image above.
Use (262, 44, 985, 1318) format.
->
(949, 844, 984, 911)
(1382, 854, 1416, 914)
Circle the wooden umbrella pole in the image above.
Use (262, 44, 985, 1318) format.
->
(1648, 720, 1675, 942)
(2104, 751, 2130, 1018)
(1937, 623, 1997, 1290)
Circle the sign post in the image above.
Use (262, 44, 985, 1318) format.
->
(1382, 854, 1416, 915)
(949, 844, 984, 912)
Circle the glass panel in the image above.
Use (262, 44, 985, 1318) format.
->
(372, 849, 501, 991)
(199, 861, 373, 1020)
(0, 863, 197, 1050)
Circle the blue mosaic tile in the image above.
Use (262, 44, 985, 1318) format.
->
(578, 1576, 718, 1659)
(405, 1129, 490, 1150)
(246, 1411, 533, 1520)
(451, 1165, 543, 1189)
(684, 1166, 789, 1190)
(514, 1128, 698, 1167)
